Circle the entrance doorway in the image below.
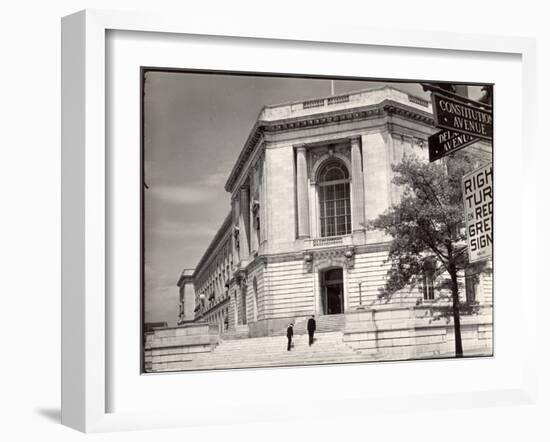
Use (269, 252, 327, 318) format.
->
(321, 268, 344, 315)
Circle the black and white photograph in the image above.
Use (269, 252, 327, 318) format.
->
(142, 70, 493, 373)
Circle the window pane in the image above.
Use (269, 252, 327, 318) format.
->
(324, 167, 344, 181)
(336, 199, 345, 215)
(318, 166, 351, 237)
(320, 161, 349, 182)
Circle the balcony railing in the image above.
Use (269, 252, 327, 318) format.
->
(260, 87, 433, 121)
(303, 98, 325, 109)
(312, 236, 344, 247)
(407, 94, 429, 108)
(327, 94, 350, 105)
(303, 95, 350, 110)
(304, 235, 352, 249)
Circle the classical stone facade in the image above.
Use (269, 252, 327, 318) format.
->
(176, 86, 493, 341)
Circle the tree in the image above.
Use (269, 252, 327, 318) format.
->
(367, 153, 480, 358)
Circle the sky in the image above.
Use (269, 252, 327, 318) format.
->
(142, 71, 484, 326)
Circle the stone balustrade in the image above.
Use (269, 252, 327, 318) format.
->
(260, 86, 433, 121)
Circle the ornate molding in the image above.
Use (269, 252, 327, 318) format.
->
(234, 268, 247, 288)
(257, 241, 391, 267)
(303, 251, 314, 273)
(382, 103, 433, 126)
(303, 246, 356, 273)
(309, 148, 352, 182)
(233, 225, 240, 251)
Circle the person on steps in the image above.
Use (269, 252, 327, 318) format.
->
(286, 322, 294, 351)
(307, 315, 316, 346)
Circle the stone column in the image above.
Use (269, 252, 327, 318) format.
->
(231, 198, 240, 264)
(351, 136, 365, 233)
(249, 172, 258, 254)
(296, 144, 310, 238)
(239, 186, 250, 259)
(259, 156, 267, 247)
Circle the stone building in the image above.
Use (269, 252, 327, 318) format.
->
(176, 86, 493, 340)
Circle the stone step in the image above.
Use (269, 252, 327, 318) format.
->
(160, 355, 372, 371)
(213, 338, 347, 348)
(148, 330, 365, 371)
(202, 349, 355, 357)
(274, 315, 346, 336)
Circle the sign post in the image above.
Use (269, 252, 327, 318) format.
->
(462, 163, 493, 263)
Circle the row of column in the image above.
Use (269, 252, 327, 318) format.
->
(230, 186, 251, 266)
(295, 136, 365, 238)
(350, 137, 365, 233)
(232, 166, 263, 264)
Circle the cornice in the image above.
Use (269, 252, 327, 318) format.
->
(224, 100, 434, 193)
(193, 212, 233, 282)
(382, 101, 434, 126)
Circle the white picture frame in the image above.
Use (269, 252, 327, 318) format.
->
(61, 9, 537, 433)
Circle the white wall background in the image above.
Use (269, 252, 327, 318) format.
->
(0, 1, 548, 441)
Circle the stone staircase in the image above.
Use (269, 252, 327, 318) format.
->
(220, 324, 250, 340)
(275, 314, 346, 336)
(316, 314, 346, 332)
(155, 330, 371, 372)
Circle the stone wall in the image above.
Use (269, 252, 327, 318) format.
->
(265, 145, 296, 254)
(345, 249, 392, 309)
(144, 322, 219, 372)
(343, 305, 493, 360)
(263, 258, 315, 319)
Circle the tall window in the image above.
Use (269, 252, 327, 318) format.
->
(465, 276, 478, 304)
(421, 270, 435, 301)
(318, 160, 351, 237)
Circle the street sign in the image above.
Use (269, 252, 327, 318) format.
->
(428, 129, 479, 162)
(432, 92, 493, 141)
(462, 163, 493, 263)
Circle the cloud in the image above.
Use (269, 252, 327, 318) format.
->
(144, 284, 179, 326)
(147, 171, 228, 206)
(199, 171, 227, 187)
(149, 185, 214, 205)
(150, 219, 217, 239)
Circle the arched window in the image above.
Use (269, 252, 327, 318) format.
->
(318, 160, 351, 237)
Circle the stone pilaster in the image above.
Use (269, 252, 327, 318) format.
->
(239, 186, 250, 259)
(259, 156, 267, 248)
(351, 136, 365, 233)
(231, 198, 240, 264)
(249, 172, 258, 254)
(296, 144, 310, 238)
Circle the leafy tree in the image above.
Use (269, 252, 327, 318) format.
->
(367, 153, 482, 358)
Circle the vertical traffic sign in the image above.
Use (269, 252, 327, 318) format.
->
(462, 163, 493, 262)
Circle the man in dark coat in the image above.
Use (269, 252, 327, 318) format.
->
(307, 315, 316, 346)
(286, 322, 294, 351)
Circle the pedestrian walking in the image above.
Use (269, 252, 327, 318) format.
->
(286, 322, 294, 351)
(307, 315, 316, 346)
